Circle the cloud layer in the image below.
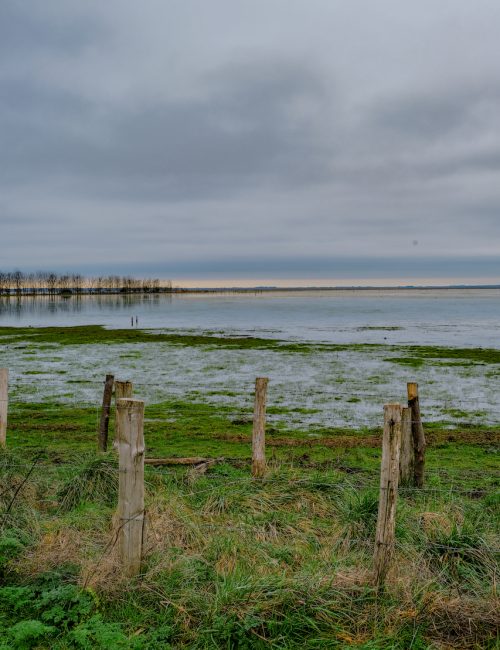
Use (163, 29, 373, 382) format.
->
(1, 1, 499, 280)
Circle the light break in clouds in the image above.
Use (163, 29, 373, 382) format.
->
(1, 0, 500, 283)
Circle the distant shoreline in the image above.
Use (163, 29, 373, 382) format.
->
(170, 284, 500, 292)
(1, 284, 499, 297)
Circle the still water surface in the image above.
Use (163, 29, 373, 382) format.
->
(1, 289, 499, 348)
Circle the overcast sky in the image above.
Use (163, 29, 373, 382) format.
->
(1, 1, 499, 283)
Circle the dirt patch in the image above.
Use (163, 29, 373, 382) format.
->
(426, 430, 500, 445)
(216, 429, 500, 448)
(217, 433, 381, 448)
(8, 422, 84, 432)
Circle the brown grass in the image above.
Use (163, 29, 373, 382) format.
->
(425, 594, 499, 647)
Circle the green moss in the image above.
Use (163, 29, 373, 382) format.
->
(386, 345, 500, 366)
(4, 326, 500, 371)
(384, 356, 425, 368)
(0, 325, 317, 352)
(5, 400, 499, 484)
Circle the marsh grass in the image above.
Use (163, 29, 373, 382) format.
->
(57, 455, 118, 512)
(334, 489, 379, 542)
(4, 326, 500, 368)
(423, 521, 498, 587)
(0, 395, 498, 648)
(1, 442, 498, 648)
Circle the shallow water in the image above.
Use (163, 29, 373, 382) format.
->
(1, 288, 500, 348)
(2, 289, 499, 427)
(3, 336, 498, 428)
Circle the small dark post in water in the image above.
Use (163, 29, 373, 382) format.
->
(407, 382, 426, 488)
(252, 377, 268, 478)
(98, 374, 115, 452)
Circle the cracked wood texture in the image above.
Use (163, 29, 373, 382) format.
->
(399, 406, 414, 484)
(116, 398, 145, 577)
(113, 380, 133, 450)
(374, 403, 402, 588)
(407, 382, 426, 488)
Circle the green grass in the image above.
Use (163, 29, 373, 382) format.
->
(6, 400, 499, 479)
(384, 357, 425, 368)
(0, 434, 498, 648)
(1, 326, 499, 647)
(0, 325, 316, 353)
(4, 326, 500, 366)
(385, 344, 500, 366)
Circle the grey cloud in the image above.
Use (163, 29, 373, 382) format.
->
(0, 79, 88, 116)
(1, 1, 500, 278)
(344, 83, 500, 183)
(371, 91, 473, 140)
(56, 255, 500, 281)
(0, 214, 37, 226)
(0, 2, 102, 58)
(1, 59, 332, 200)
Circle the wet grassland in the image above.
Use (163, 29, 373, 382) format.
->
(0, 326, 499, 648)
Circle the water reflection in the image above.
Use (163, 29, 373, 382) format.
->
(0, 293, 165, 320)
(1, 290, 500, 348)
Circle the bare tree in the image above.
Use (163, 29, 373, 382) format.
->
(0, 270, 170, 294)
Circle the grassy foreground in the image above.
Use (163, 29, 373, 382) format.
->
(0, 400, 499, 649)
(0, 325, 499, 647)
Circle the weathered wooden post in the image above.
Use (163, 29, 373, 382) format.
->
(0, 368, 8, 448)
(116, 398, 145, 577)
(399, 406, 414, 485)
(113, 380, 133, 450)
(407, 382, 426, 488)
(98, 374, 115, 452)
(252, 377, 268, 478)
(115, 380, 133, 402)
(374, 403, 403, 588)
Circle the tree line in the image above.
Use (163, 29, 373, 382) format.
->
(0, 270, 173, 295)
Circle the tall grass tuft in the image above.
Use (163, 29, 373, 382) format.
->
(57, 455, 117, 512)
(335, 488, 379, 542)
(424, 521, 498, 588)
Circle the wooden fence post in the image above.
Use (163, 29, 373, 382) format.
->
(115, 380, 133, 403)
(374, 403, 402, 588)
(252, 377, 268, 478)
(399, 406, 414, 485)
(407, 382, 426, 488)
(116, 398, 145, 577)
(114, 381, 133, 450)
(98, 374, 115, 452)
(0, 369, 8, 448)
